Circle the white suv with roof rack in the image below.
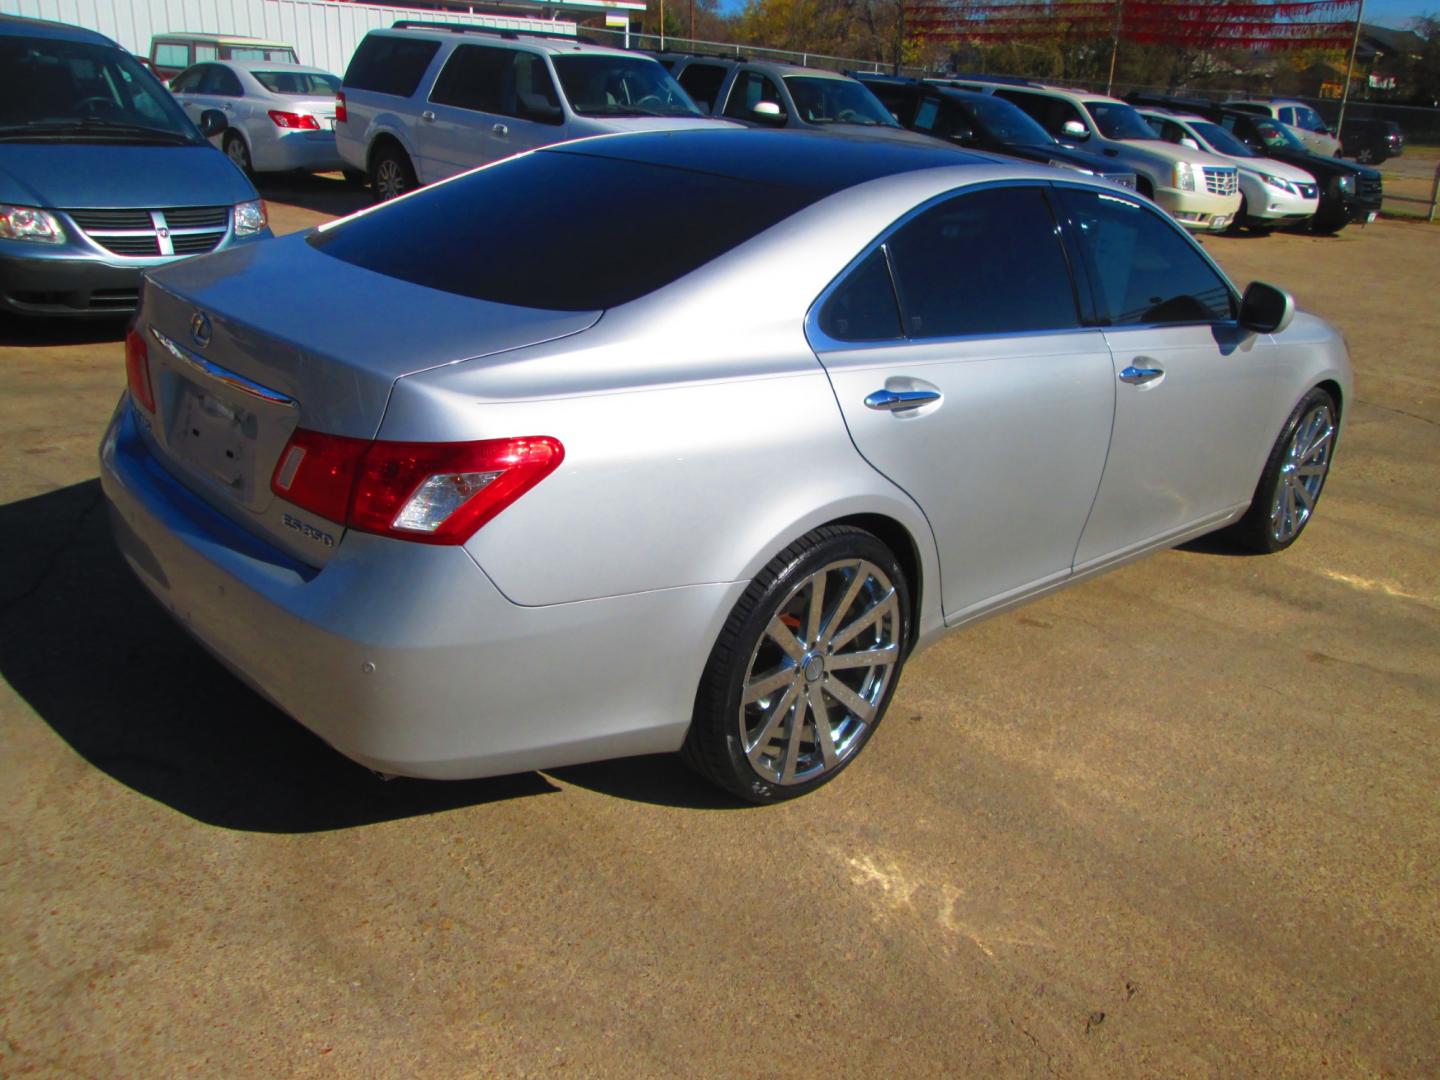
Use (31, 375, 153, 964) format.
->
(955, 79, 1242, 232)
(335, 21, 727, 201)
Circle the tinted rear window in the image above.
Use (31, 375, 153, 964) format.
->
(344, 35, 440, 97)
(308, 150, 817, 310)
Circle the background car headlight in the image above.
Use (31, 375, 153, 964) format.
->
(1338, 174, 1356, 194)
(1048, 159, 1095, 174)
(1172, 162, 1197, 192)
(233, 199, 268, 236)
(1259, 172, 1298, 195)
(0, 204, 65, 244)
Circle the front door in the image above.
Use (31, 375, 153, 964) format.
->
(1054, 186, 1283, 568)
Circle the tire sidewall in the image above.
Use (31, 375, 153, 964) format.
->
(707, 529, 911, 803)
(1241, 386, 1338, 553)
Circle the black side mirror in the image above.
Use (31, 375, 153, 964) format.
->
(1239, 281, 1295, 334)
(948, 126, 975, 143)
(198, 109, 228, 138)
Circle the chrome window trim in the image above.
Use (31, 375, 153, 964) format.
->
(150, 328, 298, 408)
(805, 178, 1082, 353)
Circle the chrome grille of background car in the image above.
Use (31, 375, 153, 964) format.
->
(1298, 183, 1319, 199)
(1358, 176, 1383, 199)
(1202, 167, 1239, 196)
(65, 206, 230, 258)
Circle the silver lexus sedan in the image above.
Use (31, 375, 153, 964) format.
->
(100, 129, 1351, 803)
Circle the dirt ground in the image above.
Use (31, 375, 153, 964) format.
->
(1, 173, 1437, 1078)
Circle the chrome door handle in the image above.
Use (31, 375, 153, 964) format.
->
(421, 110, 436, 122)
(1118, 365, 1164, 385)
(493, 123, 509, 137)
(864, 389, 941, 412)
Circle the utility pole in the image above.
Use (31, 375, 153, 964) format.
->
(1337, 0, 1365, 138)
(1106, 0, 1124, 96)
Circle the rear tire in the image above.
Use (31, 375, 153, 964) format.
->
(683, 526, 911, 804)
(369, 144, 416, 202)
(1226, 387, 1339, 553)
(223, 132, 253, 176)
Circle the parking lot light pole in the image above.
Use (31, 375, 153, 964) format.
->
(1336, 0, 1365, 138)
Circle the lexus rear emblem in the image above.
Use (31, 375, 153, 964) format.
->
(190, 311, 212, 348)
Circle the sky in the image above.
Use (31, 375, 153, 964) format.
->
(1363, 0, 1434, 30)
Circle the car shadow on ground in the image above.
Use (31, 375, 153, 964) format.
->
(0, 315, 128, 348)
(255, 171, 372, 219)
(549, 756, 753, 811)
(0, 480, 557, 833)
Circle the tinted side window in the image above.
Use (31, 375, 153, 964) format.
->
(429, 44, 507, 112)
(819, 248, 902, 342)
(344, 35, 441, 97)
(995, 90, 1081, 137)
(886, 186, 1079, 339)
(678, 63, 728, 112)
(1057, 188, 1234, 324)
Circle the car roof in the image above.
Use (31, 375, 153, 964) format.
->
(544, 128, 990, 195)
(740, 61, 852, 80)
(215, 59, 336, 76)
(376, 25, 628, 57)
(153, 32, 293, 47)
(0, 14, 116, 46)
(1139, 109, 1209, 124)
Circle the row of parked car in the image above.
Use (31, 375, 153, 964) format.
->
(0, 12, 1390, 321)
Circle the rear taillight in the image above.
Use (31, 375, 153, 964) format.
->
(268, 110, 320, 130)
(272, 431, 563, 545)
(334, 91, 347, 124)
(125, 327, 155, 413)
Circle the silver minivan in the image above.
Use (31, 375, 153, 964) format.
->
(335, 23, 728, 201)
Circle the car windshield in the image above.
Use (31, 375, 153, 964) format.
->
(1252, 118, 1307, 152)
(784, 77, 898, 126)
(0, 35, 198, 142)
(965, 95, 1054, 146)
(252, 70, 340, 96)
(551, 56, 702, 117)
(1190, 119, 1254, 157)
(1085, 101, 1159, 140)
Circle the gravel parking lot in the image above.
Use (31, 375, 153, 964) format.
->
(2, 172, 1436, 1077)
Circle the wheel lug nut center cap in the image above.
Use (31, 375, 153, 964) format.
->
(802, 655, 825, 683)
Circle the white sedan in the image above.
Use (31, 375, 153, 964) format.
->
(169, 59, 345, 175)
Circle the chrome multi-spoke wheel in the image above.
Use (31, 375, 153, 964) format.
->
(1270, 400, 1335, 544)
(740, 558, 901, 786)
(684, 526, 911, 803)
(370, 149, 416, 203)
(1230, 387, 1339, 553)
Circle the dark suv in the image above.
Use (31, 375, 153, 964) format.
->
(1126, 93, 1382, 233)
(1339, 118, 1404, 164)
(853, 75, 1136, 189)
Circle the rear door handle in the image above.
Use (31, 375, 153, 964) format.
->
(421, 110, 436, 122)
(864, 389, 941, 412)
(493, 123, 509, 137)
(1118, 364, 1165, 385)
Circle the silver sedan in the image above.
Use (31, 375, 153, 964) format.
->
(100, 130, 1351, 802)
(168, 59, 344, 175)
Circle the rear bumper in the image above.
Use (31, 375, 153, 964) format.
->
(250, 129, 345, 174)
(99, 397, 740, 779)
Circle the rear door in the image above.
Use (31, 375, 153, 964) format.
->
(1055, 186, 1283, 568)
(809, 184, 1115, 621)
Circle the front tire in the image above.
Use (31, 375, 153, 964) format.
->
(683, 526, 911, 803)
(1227, 388, 1339, 553)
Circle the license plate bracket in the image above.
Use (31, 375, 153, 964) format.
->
(173, 385, 254, 494)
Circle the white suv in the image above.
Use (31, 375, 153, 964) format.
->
(1225, 99, 1339, 157)
(336, 23, 725, 200)
(958, 80, 1242, 232)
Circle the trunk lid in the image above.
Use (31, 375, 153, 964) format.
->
(136, 231, 599, 565)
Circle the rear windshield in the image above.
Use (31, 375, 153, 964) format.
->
(308, 149, 816, 309)
(252, 70, 340, 95)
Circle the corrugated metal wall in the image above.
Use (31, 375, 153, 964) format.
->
(0, 0, 573, 75)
